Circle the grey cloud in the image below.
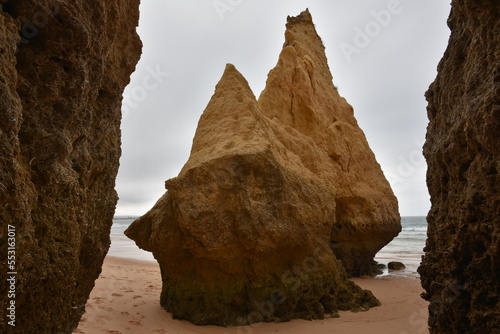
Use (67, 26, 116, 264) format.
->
(114, 1, 451, 217)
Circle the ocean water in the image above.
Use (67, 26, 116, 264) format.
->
(108, 218, 155, 262)
(375, 216, 427, 277)
(108, 216, 428, 276)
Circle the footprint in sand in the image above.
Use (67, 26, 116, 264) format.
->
(128, 320, 142, 326)
(111, 293, 123, 297)
(92, 297, 104, 304)
(133, 295, 142, 299)
(120, 311, 130, 316)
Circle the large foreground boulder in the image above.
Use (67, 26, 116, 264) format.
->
(126, 9, 399, 326)
(0, 1, 141, 333)
(419, 1, 500, 333)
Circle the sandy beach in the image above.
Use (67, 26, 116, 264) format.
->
(73, 256, 428, 334)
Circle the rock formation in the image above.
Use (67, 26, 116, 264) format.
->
(126, 9, 399, 326)
(388, 261, 406, 271)
(419, 1, 500, 333)
(0, 1, 141, 333)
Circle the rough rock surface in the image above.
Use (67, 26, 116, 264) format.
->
(126, 10, 399, 326)
(418, 1, 500, 333)
(0, 1, 141, 333)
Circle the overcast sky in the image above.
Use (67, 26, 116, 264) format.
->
(115, 0, 452, 217)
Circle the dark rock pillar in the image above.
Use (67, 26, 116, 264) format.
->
(419, 1, 500, 333)
(0, 1, 141, 333)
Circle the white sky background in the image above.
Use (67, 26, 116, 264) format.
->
(115, 0, 452, 217)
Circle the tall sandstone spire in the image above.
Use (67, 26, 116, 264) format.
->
(126, 9, 400, 326)
(259, 9, 401, 276)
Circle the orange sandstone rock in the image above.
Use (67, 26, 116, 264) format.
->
(126, 9, 399, 326)
(259, 10, 401, 276)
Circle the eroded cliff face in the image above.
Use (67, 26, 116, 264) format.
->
(126, 9, 399, 326)
(419, 1, 500, 333)
(0, 1, 141, 333)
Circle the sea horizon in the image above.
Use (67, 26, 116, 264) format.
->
(108, 216, 427, 277)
